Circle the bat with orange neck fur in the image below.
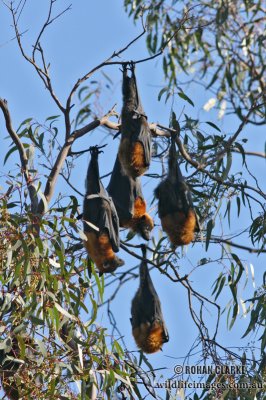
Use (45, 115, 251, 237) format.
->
(131, 246, 169, 353)
(118, 63, 151, 178)
(107, 156, 154, 240)
(83, 147, 124, 274)
(154, 133, 198, 246)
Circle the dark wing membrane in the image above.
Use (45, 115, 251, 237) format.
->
(107, 197, 120, 251)
(131, 116, 151, 167)
(131, 261, 164, 328)
(168, 134, 181, 183)
(83, 150, 120, 252)
(85, 148, 101, 195)
(130, 65, 151, 166)
(83, 149, 103, 231)
(83, 196, 102, 232)
(107, 156, 135, 221)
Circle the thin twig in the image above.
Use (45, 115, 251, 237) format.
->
(9, 2, 65, 112)
(32, 1, 72, 60)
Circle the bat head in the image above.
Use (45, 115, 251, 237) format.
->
(103, 256, 124, 273)
(138, 214, 154, 241)
(151, 319, 169, 346)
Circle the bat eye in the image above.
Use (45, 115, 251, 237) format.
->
(117, 258, 125, 267)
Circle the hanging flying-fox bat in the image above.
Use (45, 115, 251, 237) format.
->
(118, 63, 151, 178)
(154, 133, 198, 247)
(130, 246, 169, 354)
(83, 147, 124, 274)
(107, 156, 154, 240)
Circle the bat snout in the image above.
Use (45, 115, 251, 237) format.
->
(139, 214, 154, 241)
(117, 257, 125, 267)
(141, 230, 150, 241)
(103, 256, 124, 272)
(162, 328, 169, 343)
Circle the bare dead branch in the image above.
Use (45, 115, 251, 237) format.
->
(15, 0, 27, 23)
(10, 2, 65, 112)
(32, 1, 72, 60)
(0, 28, 28, 48)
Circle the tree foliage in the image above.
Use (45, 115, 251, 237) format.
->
(125, 0, 265, 125)
(0, 0, 265, 399)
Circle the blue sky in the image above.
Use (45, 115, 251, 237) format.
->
(0, 0, 265, 396)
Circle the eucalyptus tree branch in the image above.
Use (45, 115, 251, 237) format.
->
(120, 243, 188, 284)
(205, 97, 265, 166)
(37, 106, 119, 214)
(71, 105, 118, 140)
(6, 2, 194, 214)
(0, 98, 38, 213)
(65, 113, 266, 203)
(149, 123, 266, 200)
(64, 26, 147, 137)
(150, 123, 200, 168)
(232, 149, 266, 159)
(151, 99, 265, 169)
(210, 237, 266, 254)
